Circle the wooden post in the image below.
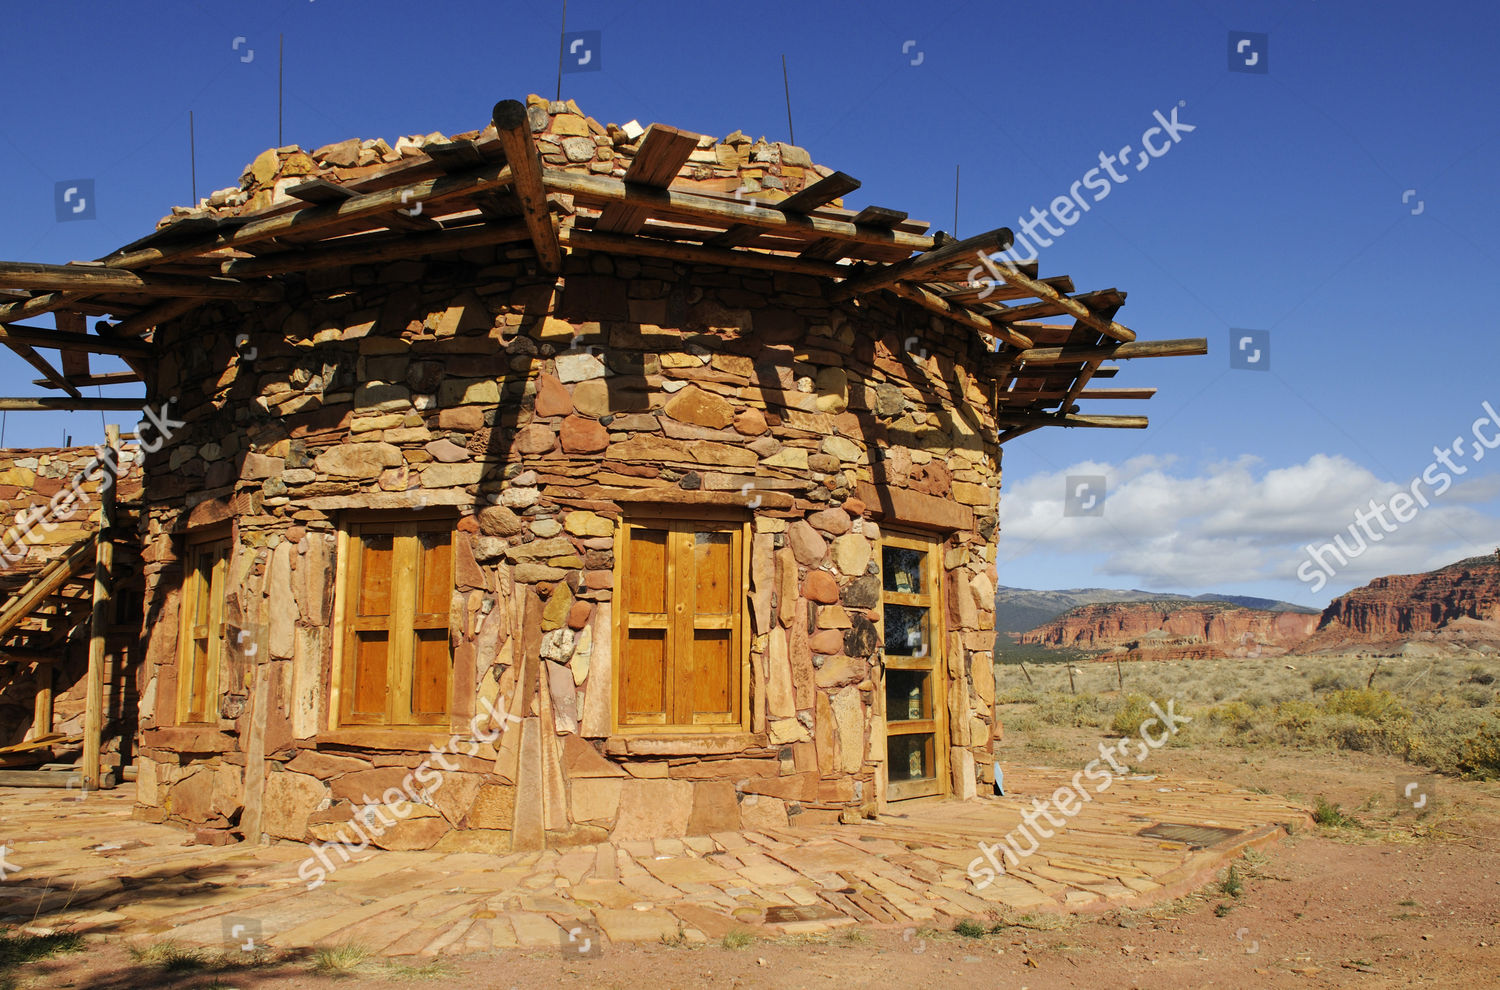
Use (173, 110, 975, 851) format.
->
(82, 423, 119, 791)
(1367, 658, 1381, 689)
(1116, 657, 1125, 693)
(33, 663, 53, 736)
(1067, 665, 1076, 695)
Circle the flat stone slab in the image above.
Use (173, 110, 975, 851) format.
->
(0, 770, 1309, 952)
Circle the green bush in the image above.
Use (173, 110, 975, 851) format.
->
(1455, 726, 1500, 779)
(1322, 688, 1409, 722)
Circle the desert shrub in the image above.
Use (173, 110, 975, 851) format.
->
(1037, 692, 1111, 728)
(1310, 671, 1355, 694)
(1110, 693, 1176, 736)
(1204, 700, 1259, 733)
(1322, 688, 1409, 722)
(1454, 726, 1500, 779)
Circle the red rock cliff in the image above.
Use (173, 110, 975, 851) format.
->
(1019, 601, 1319, 658)
(1303, 555, 1500, 650)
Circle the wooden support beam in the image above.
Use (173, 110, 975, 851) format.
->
(979, 288, 1124, 325)
(0, 262, 282, 301)
(595, 125, 701, 235)
(101, 296, 203, 340)
(0, 397, 145, 411)
(886, 282, 1033, 350)
(830, 227, 1014, 302)
(561, 228, 845, 278)
(492, 100, 563, 274)
(223, 220, 530, 277)
(944, 274, 1074, 304)
(545, 169, 936, 255)
(1004, 337, 1209, 369)
(0, 291, 78, 324)
(0, 323, 152, 359)
(997, 386, 1157, 402)
(32, 370, 142, 389)
(82, 424, 118, 791)
(102, 159, 515, 270)
(33, 663, 52, 737)
(975, 257, 1136, 342)
(993, 413, 1149, 429)
(55, 311, 90, 379)
(2, 340, 79, 399)
(707, 171, 861, 248)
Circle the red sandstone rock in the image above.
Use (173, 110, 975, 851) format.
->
(803, 570, 840, 604)
(1020, 602, 1319, 659)
(1302, 555, 1500, 651)
(559, 415, 609, 454)
(534, 373, 573, 417)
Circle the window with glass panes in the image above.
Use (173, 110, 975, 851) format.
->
(881, 531, 948, 800)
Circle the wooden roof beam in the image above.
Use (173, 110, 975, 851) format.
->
(492, 100, 564, 275)
(0, 322, 152, 359)
(0, 262, 282, 301)
(830, 227, 1013, 302)
(32, 370, 142, 389)
(222, 220, 531, 277)
(544, 170, 935, 255)
(886, 282, 1033, 351)
(0, 397, 146, 411)
(708, 171, 861, 249)
(1006, 337, 1208, 369)
(993, 412, 1149, 430)
(595, 125, 702, 235)
(561, 228, 845, 278)
(976, 255, 1136, 342)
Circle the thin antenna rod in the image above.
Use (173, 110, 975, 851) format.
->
(556, 0, 568, 102)
(1, 411, 7, 448)
(781, 54, 795, 144)
(953, 164, 960, 238)
(278, 34, 284, 147)
(189, 110, 197, 205)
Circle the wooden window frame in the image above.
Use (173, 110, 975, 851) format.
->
(175, 535, 230, 725)
(611, 508, 751, 736)
(328, 514, 456, 732)
(880, 528, 950, 802)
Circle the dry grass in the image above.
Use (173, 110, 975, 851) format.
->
(995, 653, 1500, 779)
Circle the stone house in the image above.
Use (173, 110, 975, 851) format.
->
(0, 95, 1201, 850)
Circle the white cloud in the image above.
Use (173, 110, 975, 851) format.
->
(998, 452, 1500, 593)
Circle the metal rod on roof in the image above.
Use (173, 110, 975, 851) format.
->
(189, 110, 197, 206)
(953, 163, 960, 238)
(278, 34, 284, 147)
(781, 54, 795, 145)
(555, 0, 568, 102)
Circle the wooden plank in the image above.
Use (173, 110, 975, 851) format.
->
(0, 392, 146, 410)
(942, 274, 1074, 303)
(102, 159, 515, 271)
(222, 220, 530, 277)
(0, 262, 282, 301)
(706, 171, 860, 248)
(997, 387, 1156, 402)
(799, 205, 910, 260)
(31, 370, 142, 389)
(54, 311, 90, 379)
(101, 296, 203, 340)
(561, 228, 846, 279)
(594, 125, 701, 235)
(82, 424, 118, 790)
(3, 340, 80, 399)
(0, 291, 80, 323)
(286, 177, 356, 204)
(492, 100, 563, 274)
(830, 227, 1014, 301)
(545, 170, 935, 255)
(0, 768, 115, 788)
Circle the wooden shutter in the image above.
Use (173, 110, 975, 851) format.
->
(616, 518, 744, 732)
(339, 521, 453, 728)
(177, 539, 229, 724)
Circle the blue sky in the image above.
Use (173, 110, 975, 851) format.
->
(1, 0, 1496, 607)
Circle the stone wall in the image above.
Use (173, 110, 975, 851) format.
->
(131, 95, 1000, 849)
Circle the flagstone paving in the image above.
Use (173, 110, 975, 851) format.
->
(0, 769, 1309, 955)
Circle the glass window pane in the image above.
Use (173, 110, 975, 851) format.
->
(883, 603, 929, 657)
(882, 546, 924, 594)
(885, 668, 931, 722)
(887, 733, 933, 782)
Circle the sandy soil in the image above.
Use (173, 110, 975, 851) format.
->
(13, 737, 1500, 989)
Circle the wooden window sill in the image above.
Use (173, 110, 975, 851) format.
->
(603, 731, 767, 757)
(314, 727, 457, 752)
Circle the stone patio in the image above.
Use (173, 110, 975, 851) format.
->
(0, 769, 1309, 955)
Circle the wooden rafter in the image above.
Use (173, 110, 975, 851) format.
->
(492, 100, 563, 275)
(0, 262, 282, 301)
(886, 282, 1033, 350)
(0, 322, 152, 359)
(595, 125, 701, 235)
(561, 228, 844, 278)
(0, 397, 145, 411)
(830, 227, 1013, 302)
(222, 220, 531, 277)
(994, 412, 1148, 430)
(1001, 337, 1208, 370)
(975, 257, 1136, 343)
(707, 171, 861, 249)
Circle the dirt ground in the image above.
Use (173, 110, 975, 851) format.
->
(10, 728, 1500, 989)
